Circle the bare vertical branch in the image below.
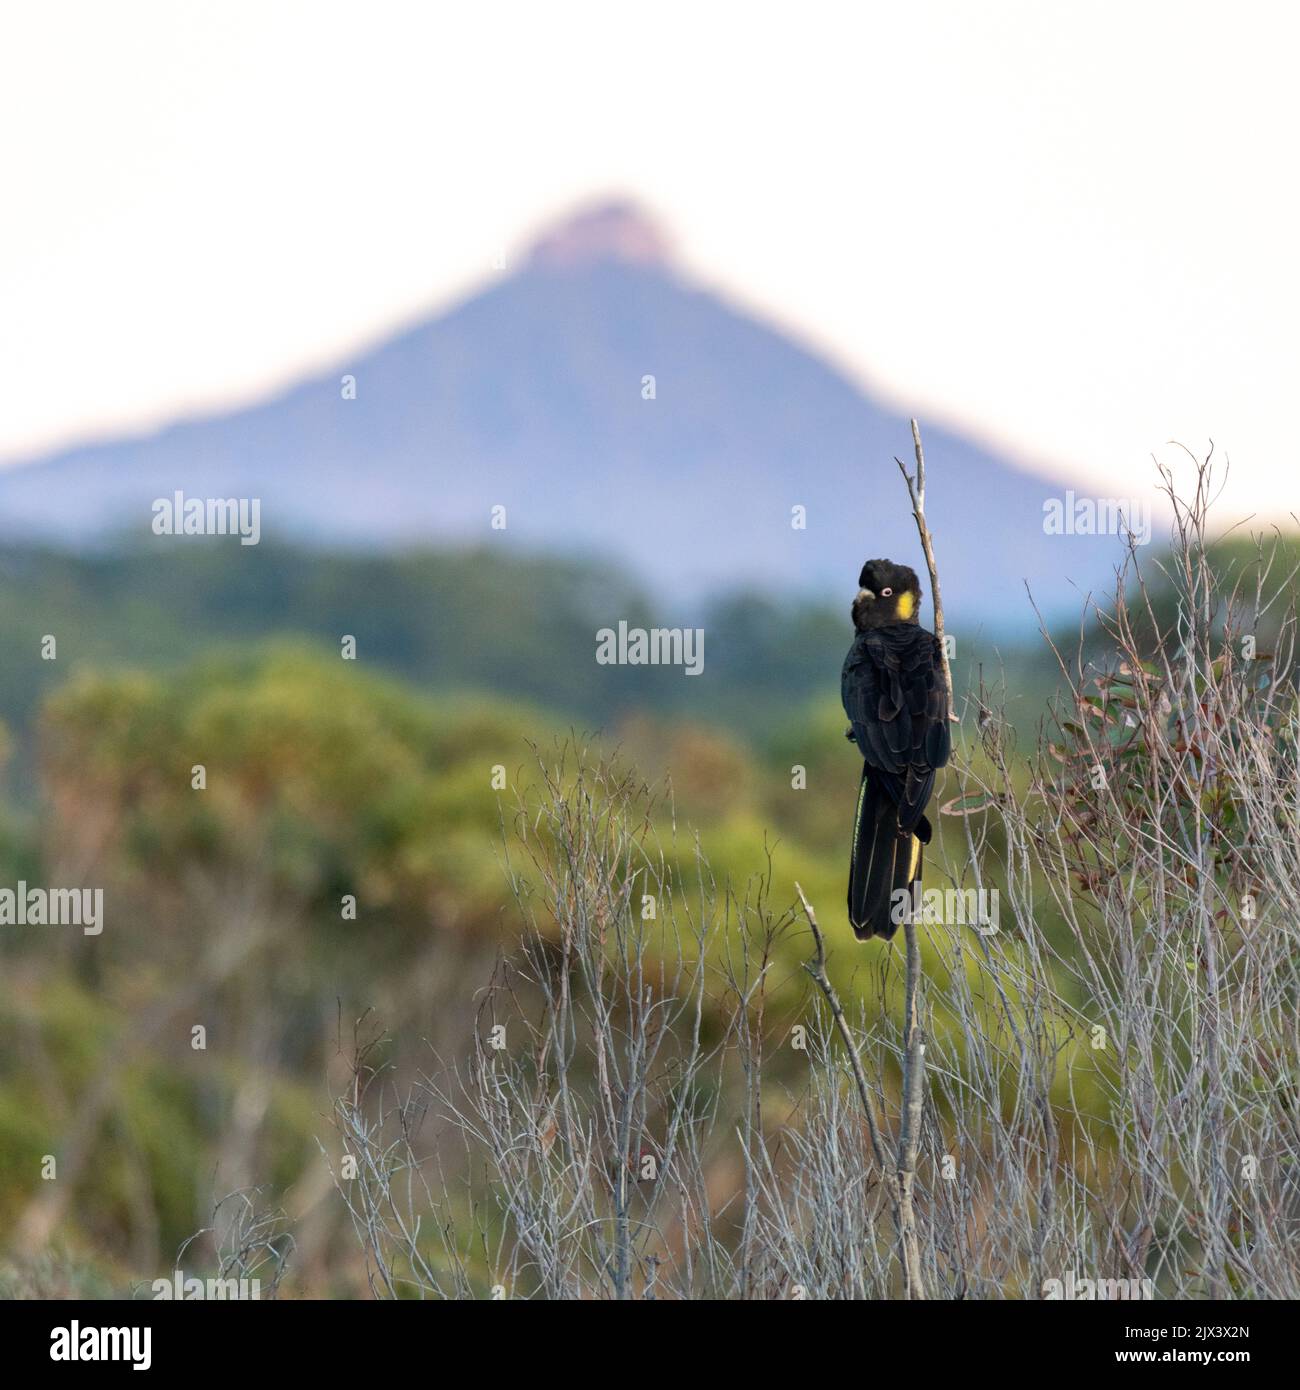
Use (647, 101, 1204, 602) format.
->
(890, 417, 953, 1300)
(896, 418, 954, 708)
(895, 923, 927, 1299)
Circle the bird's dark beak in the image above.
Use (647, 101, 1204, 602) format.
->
(856, 588, 875, 602)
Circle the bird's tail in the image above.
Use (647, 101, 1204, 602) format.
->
(847, 768, 928, 941)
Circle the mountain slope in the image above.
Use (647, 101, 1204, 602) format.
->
(0, 202, 1124, 625)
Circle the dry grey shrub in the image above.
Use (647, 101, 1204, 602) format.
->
(167, 1187, 295, 1298)
(939, 452, 1300, 1298)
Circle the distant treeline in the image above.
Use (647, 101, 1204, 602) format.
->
(2, 526, 1214, 792)
(0, 537, 853, 748)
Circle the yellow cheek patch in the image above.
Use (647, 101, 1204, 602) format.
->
(897, 591, 915, 620)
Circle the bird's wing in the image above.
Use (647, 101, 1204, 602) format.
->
(842, 626, 950, 828)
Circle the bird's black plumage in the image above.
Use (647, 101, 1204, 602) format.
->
(842, 559, 950, 940)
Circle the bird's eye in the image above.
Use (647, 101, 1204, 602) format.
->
(881, 587, 893, 597)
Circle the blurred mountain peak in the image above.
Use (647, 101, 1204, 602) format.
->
(525, 198, 675, 272)
(0, 195, 1119, 624)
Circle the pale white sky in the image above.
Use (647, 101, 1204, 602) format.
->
(2, 0, 1296, 517)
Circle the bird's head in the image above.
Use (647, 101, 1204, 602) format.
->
(853, 558, 922, 629)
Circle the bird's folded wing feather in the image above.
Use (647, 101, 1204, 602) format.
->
(842, 627, 949, 827)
